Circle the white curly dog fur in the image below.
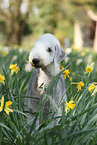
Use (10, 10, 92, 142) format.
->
(25, 33, 67, 126)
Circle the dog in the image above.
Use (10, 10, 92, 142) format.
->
(25, 33, 67, 126)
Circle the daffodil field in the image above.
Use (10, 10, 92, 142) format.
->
(1, 46, 97, 144)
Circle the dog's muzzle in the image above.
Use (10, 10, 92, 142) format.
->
(31, 58, 43, 68)
(32, 58, 40, 65)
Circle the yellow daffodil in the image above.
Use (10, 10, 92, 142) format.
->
(69, 77, 72, 82)
(9, 64, 20, 75)
(81, 52, 85, 57)
(76, 81, 84, 91)
(3, 51, 8, 56)
(86, 67, 93, 73)
(65, 100, 76, 113)
(88, 84, 95, 93)
(76, 59, 83, 65)
(0, 96, 13, 115)
(85, 48, 89, 52)
(91, 85, 97, 96)
(63, 69, 70, 79)
(60, 65, 65, 69)
(72, 72, 75, 76)
(72, 46, 78, 51)
(85, 63, 94, 73)
(65, 48, 72, 55)
(0, 74, 5, 85)
(13, 44, 19, 49)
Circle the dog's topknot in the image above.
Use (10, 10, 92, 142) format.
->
(35, 33, 61, 48)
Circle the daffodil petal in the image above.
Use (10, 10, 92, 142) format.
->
(1, 96, 4, 108)
(0, 106, 3, 112)
(65, 106, 70, 113)
(11, 70, 15, 75)
(4, 108, 13, 115)
(0, 74, 5, 85)
(5, 101, 12, 108)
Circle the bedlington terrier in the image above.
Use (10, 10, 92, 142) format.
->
(25, 33, 67, 126)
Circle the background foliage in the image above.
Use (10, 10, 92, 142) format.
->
(0, 0, 97, 46)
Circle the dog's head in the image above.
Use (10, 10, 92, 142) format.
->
(25, 33, 66, 71)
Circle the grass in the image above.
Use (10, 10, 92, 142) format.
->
(0, 46, 97, 144)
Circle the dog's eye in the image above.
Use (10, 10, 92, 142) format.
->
(47, 47, 52, 52)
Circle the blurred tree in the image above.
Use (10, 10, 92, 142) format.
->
(72, 0, 97, 48)
(74, 20, 83, 49)
(87, 10, 97, 52)
(0, 0, 30, 45)
(0, 0, 97, 47)
(31, 0, 97, 46)
(30, 0, 75, 45)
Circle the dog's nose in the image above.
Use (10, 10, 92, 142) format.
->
(32, 58, 40, 65)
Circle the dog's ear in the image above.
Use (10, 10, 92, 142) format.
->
(55, 46, 67, 63)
